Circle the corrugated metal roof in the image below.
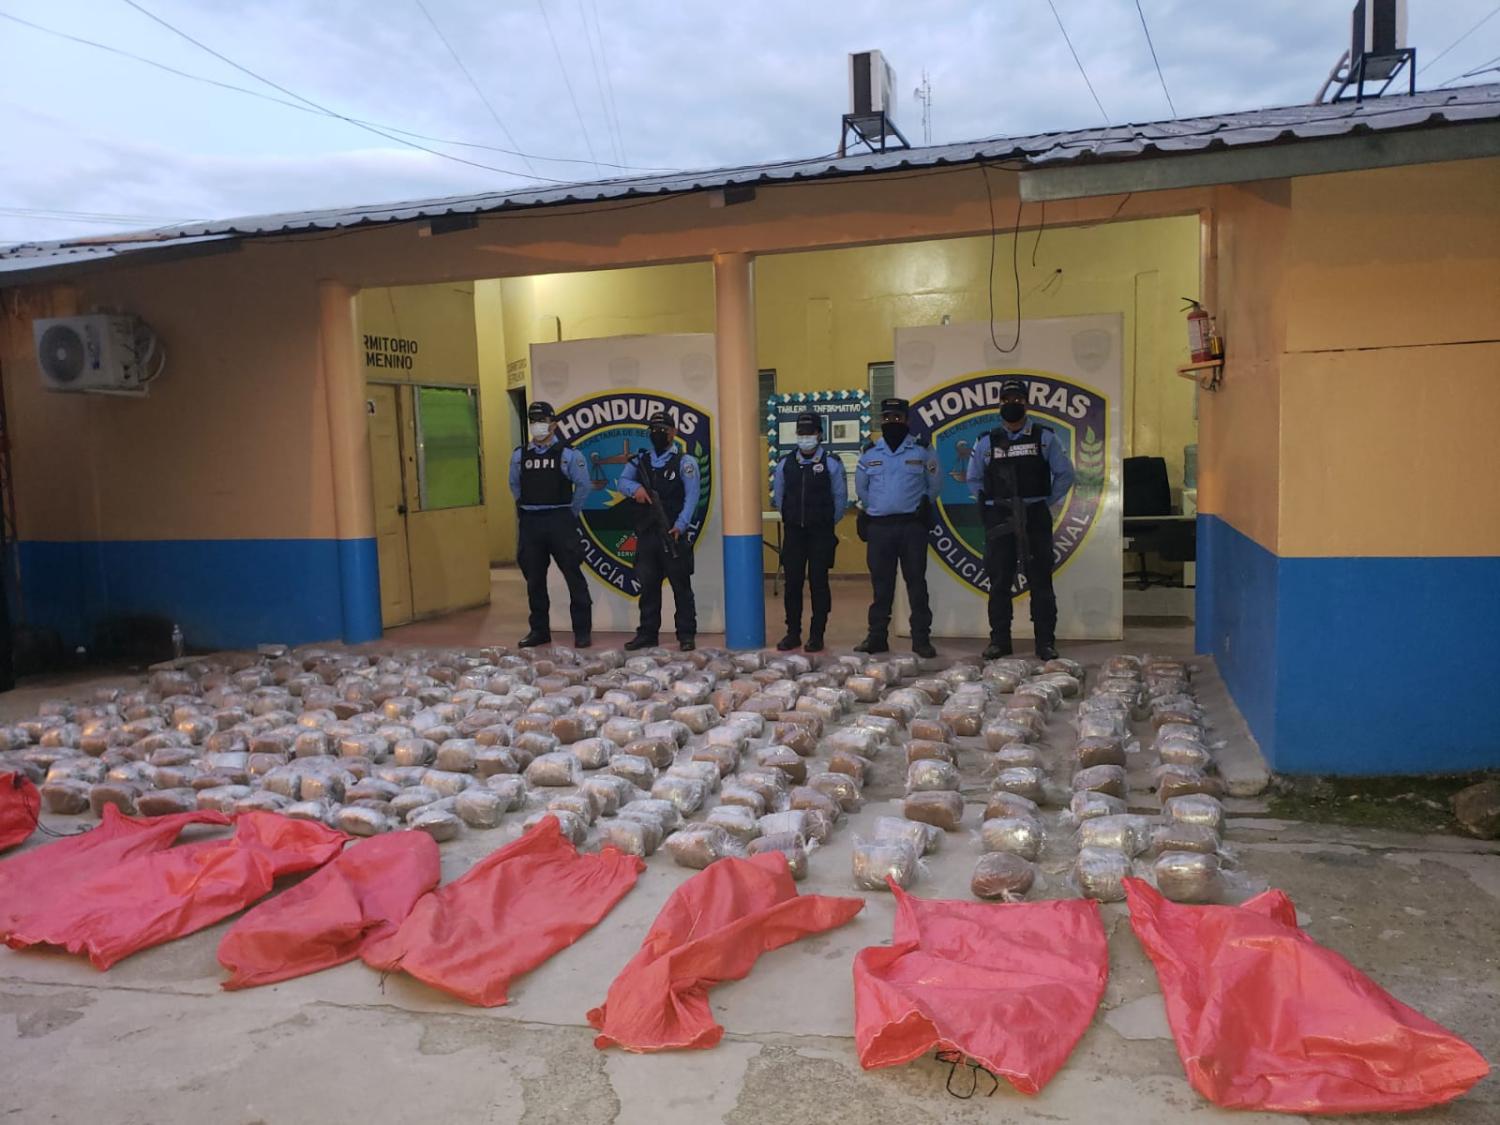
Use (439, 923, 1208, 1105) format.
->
(4, 84, 1497, 272)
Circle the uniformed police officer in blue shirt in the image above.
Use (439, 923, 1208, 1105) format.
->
(509, 401, 593, 648)
(771, 411, 849, 653)
(966, 377, 1076, 660)
(618, 411, 700, 651)
(855, 397, 940, 658)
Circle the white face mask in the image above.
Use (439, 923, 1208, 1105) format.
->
(796, 435, 819, 453)
(528, 422, 551, 442)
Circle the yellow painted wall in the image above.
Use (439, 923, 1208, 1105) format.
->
(474, 279, 516, 564)
(1274, 156, 1500, 558)
(1198, 182, 1291, 554)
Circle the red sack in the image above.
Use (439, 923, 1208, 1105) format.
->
(219, 831, 441, 990)
(1125, 877, 1490, 1114)
(853, 883, 1107, 1093)
(362, 816, 643, 1007)
(0, 772, 41, 852)
(4, 812, 346, 970)
(0, 805, 231, 935)
(588, 851, 865, 1052)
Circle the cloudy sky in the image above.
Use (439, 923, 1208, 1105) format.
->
(1, 0, 1497, 245)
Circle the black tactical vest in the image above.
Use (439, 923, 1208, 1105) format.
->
(518, 442, 572, 506)
(779, 450, 836, 528)
(984, 426, 1052, 501)
(632, 450, 686, 531)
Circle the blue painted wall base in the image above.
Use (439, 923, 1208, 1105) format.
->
(1198, 515, 1500, 775)
(722, 533, 766, 649)
(17, 537, 380, 652)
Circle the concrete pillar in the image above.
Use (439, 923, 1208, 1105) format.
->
(713, 252, 765, 649)
(317, 280, 382, 643)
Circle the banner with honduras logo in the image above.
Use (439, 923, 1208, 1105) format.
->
(894, 315, 1123, 640)
(530, 335, 722, 633)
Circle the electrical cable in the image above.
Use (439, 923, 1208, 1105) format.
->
(534, 0, 602, 175)
(1439, 50, 1500, 86)
(1045, 0, 1111, 123)
(588, 0, 627, 165)
(979, 161, 1024, 354)
(413, 0, 537, 176)
(1420, 2, 1500, 74)
(117, 0, 581, 183)
(577, 0, 621, 167)
(0, 10, 674, 172)
(1133, 0, 1178, 117)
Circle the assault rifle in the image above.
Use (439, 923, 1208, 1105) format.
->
(983, 450, 1031, 573)
(645, 489, 680, 560)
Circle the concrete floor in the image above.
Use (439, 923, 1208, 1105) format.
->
(0, 578, 1494, 1124)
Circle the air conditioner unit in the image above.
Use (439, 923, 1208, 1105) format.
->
(1352, 0, 1408, 79)
(849, 50, 897, 123)
(32, 314, 159, 394)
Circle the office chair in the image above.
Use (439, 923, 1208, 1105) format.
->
(1123, 456, 1175, 588)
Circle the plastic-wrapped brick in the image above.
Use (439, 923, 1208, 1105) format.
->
(596, 816, 659, 857)
(903, 790, 964, 831)
(434, 740, 479, 774)
(41, 779, 92, 814)
(195, 784, 251, 814)
(1150, 822, 1219, 856)
(651, 775, 708, 815)
(993, 743, 1042, 770)
(525, 753, 584, 788)
(939, 705, 984, 738)
(982, 718, 1034, 751)
(1072, 764, 1127, 799)
(407, 807, 461, 842)
(753, 746, 806, 784)
(1155, 765, 1224, 802)
(1075, 846, 1130, 902)
(669, 706, 720, 735)
(421, 768, 476, 797)
(1074, 735, 1127, 770)
(606, 754, 656, 790)
(665, 761, 721, 792)
(905, 759, 960, 793)
(706, 804, 760, 844)
(905, 739, 956, 766)
(691, 744, 739, 777)
(580, 774, 633, 818)
(979, 816, 1043, 861)
(825, 727, 880, 759)
(1069, 790, 1127, 822)
(1163, 793, 1225, 833)
(618, 797, 682, 833)
(827, 750, 869, 782)
(734, 769, 789, 806)
(789, 786, 841, 823)
(1076, 814, 1153, 856)
(484, 775, 529, 812)
(1154, 850, 1220, 902)
(389, 786, 441, 821)
(623, 738, 675, 769)
(852, 839, 917, 890)
(568, 737, 617, 771)
(453, 789, 506, 829)
(984, 790, 1040, 822)
(971, 853, 1036, 901)
(666, 824, 736, 869)
(909, 718, 955, 744)
(992, 767, 1047, 804)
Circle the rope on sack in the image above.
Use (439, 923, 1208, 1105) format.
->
(935, 1049, 999, 1099)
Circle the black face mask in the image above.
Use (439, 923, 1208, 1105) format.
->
(881, 422, 909, 447)
(1000, 402, 1027, 424)
(649, 430, 672, 453)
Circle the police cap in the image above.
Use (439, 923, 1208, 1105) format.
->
(998, 378, 1028, 399)
(647, 411, 674, 430)
(794, 412, 821, 435)
(527, 401, 556, 421)
(879, 397, 910, 418)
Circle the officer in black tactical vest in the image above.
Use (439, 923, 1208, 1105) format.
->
(508, 401, 593, 648)
(771, 412, 849, 652)
(965, 378, 1076, 660)
(617, 411, 700, 651)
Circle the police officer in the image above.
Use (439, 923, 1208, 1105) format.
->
(618, 411, 699, 651)
(966, 377, 1075, 660)
(854, 397, 940, 658)
(772, 412, 848, 653)
(509, 401, 593, 648)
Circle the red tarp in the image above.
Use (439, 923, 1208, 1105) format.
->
(588, 851, 865, 1052)
(0, 772, 41, 852)
(0, 805, 231, 935)
(1124, 877, 1491, 1114)
(219, 831, 441, 990)
(362, 815, 643, 1007)
(853, 883, 1108, 1093)
(4, 811, 346, 970)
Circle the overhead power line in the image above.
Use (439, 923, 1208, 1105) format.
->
(588, 0, 627, 165)
(535, 0, 602, 175)
(0, 11, 670, 172)
(118, 0, 582, 183)
(1045, 0, 1111, 124)
(1133, 0, 1177, 117)
(577, 0, 621, 166)
(1420, 1, 1500, 75)
(413, 0, 537, 176)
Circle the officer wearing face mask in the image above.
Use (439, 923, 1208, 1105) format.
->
(966, 377, 1075, 660)
(509, 401, 593, 648)
(854, 397, 940, 658)
(771, 412, 848, 653)
(618, 411, 699, 651)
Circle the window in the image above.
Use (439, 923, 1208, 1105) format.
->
(868, 361, 895, 406)
(758, 368, 777, 415)
(415, 385, 483, 510)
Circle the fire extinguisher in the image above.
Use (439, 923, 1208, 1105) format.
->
(1183, 299, 1214, 363)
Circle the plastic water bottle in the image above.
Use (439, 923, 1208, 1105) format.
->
(171, 624, 184, 660)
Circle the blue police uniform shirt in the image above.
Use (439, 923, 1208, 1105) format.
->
(771, 445, 849, 522)
(508, 435, 590, 516)
(965, 419, 1076, 509)
(617, 447, 700, 535)
(855, 434, 939, 517)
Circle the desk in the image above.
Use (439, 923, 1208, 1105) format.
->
(1123, 514, 1196, 588)
(762, 511, 782, 594)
